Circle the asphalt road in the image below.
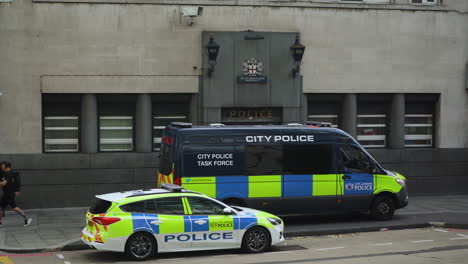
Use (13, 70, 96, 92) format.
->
(2, 227, 468, 264)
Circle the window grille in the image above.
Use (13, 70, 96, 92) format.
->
(44, 116, 79, 152)
(357, 114, 386, 148)
(404, 114, 433, 147)
(99, 116, 133, 151)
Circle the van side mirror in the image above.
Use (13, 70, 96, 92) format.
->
(223, 207, 234, 215)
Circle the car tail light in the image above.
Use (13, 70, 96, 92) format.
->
(92, 217, 121, 226)
(174, 177, 181, 186)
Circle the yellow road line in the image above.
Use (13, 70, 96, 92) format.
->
(0, 256, 14, 264)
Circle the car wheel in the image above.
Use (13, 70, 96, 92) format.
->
(242, 226, 271, 253)
(370, 195, 395, 221)
(125, 232, 157, 261)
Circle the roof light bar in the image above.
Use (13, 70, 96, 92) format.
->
(307, 121, 332, 127)
(160, 183, 184, 192)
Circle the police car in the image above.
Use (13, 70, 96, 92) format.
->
(81, 184, 285, 260)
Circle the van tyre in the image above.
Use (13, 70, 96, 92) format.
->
(242, 226, 271, 253)
(125, 232, 157, 261)
(370, 195, 395, 221)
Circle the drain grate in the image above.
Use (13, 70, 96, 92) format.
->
(271, 244, 307, 252)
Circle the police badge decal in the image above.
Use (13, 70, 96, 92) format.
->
(238, 58, 267, 83)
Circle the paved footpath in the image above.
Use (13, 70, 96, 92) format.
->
(0, 196, 467, 253)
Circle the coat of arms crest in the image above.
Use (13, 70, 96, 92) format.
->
(242, 58, 263, 77)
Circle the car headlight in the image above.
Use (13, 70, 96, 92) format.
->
(267, 217, 282, 225)
(396, 178, 405, 187)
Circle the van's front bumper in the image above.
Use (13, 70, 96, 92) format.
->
(396, 185, 409, 209)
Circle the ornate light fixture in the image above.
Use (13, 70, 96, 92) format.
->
(290, 34, 306, 78)
(205, 34, 220, 77)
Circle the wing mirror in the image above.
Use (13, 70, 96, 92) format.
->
(223, 207, 234, 215)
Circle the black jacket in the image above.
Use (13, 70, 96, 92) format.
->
(3, 171, 21, 193)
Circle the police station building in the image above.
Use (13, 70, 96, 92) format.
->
(0, 0, 467, 208)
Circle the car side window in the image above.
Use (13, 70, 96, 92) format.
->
(340, 144, 375, 174)
(186, 197, 226, 215)
(120, 201, 147, 213)
(154, 197, 185, 215)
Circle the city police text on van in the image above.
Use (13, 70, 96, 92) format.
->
(245, 135, 314, 143)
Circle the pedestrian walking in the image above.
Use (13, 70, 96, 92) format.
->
(0, 162, 32, 226)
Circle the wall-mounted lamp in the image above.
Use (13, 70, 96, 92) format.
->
(290, 34, 306, 78)
(206, 34, 220, 78)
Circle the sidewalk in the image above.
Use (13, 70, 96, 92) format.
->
(0, 196, 467, 253)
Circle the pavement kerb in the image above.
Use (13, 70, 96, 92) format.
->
(0, 238, 84, 254)
(2, 222, 468, 254)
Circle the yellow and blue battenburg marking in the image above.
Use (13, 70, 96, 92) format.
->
(130, 213, 258, 234)
(181, 173, 394, 199)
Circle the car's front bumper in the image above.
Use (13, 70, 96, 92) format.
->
(396, 185, 409, 209)
(269, 224, 285, 245)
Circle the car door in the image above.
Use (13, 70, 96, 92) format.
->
(185, 196, 239, 250)
(338, 144, 376, 211)
(149, 197, 192, 251)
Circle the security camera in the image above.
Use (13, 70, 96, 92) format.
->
(180, 6, 203, 17)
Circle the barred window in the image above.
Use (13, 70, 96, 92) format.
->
(99, 116, 133, 152)
(43, 116, 79, 152)
(357, 114, 386, 148)
(411, 0, 436, 5)
(404, 114, 433, 147)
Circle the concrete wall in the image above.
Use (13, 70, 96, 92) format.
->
(0, 153, 159, 208)
(0, 0, 467, 153)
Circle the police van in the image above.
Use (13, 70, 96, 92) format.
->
(158, 122, 408, 220)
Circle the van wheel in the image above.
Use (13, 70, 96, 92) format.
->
(125, 232, 157, 261)
(242, 226, 271, 253)
(370, 195, 395, 221)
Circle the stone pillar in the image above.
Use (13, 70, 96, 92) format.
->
(341, 93, 357, 138)
(389, 93, 405, 149)
(136, 93, 152, 153)
(189, 94, 199, 125)
(81, 94, 98, 153)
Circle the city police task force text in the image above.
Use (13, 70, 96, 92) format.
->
(245, 135, 314, 143)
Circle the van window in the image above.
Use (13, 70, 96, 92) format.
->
(246, 145, 283, 175)
(283, 144, 333, 174)
(340, 144, 374, 174)
(183, 146, 245, 177)
(159, 141, 174, 175)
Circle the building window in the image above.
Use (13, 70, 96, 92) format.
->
(357, 114, 387, 148)
(42, 94, 81, 153)
(411, 0, 436, 5)
(43, 116, 79, 152)
(405, 94, 438, 148)
(404, 114, 433, 147)
(99, 116, 134, 152)
(339, 0, 389, 3)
